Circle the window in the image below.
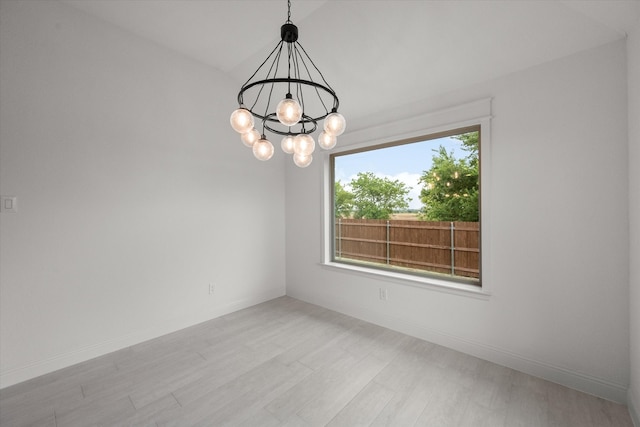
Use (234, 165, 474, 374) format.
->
(330, 125, 482, 286)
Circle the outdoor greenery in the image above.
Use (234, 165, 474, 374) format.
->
(336, 172, 410, 220)
(334, 181, 354, 218)
(334, 131, 479, 222)
(418, 131, 479, 221)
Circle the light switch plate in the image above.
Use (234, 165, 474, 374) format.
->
(1, 196, 17, 213)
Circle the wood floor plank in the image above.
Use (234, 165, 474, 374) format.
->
(371, 337, 437, 392)
(126, 354, 211, 409)
(547, 381, 595, 427)
(169, 348, 267, 407)
(264, 349, 361, 421)
(279, 414, 311, 426)
(55, 394, 135, 427)
(236, 408, 282, 427)
(0, 383, 82, 426)
(414, 370, 474, 426)
(326, 381, 395, 427)
(458, 400, 507, 427)
(155, 358, 311, 426)
(504, 383, 550, 427)
(274, 323, 352, 367)
(598, 399, 636, 427)
(369, 379, 433, 427)
(0, 406, 57, 427)
(296, 333, 359, 371)
(192, 361, 312, 426)
(369, 340, 440, 426)
(295, 354, 389, 426)
(0, 296, 634, 427)
(96, 394, 180, 426)
(461, 360, 513, 427)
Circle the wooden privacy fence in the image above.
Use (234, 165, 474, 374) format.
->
(335, 219, 480, 279)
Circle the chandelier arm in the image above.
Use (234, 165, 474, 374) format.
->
(262, 43, 286, 118)
(241, 41, 285, 111)
(291, 44, 306, 120)
(294, 42, 330, 115)
(239, 41, 283, 99)
(295, 42, 340, 111)
(249, 72, 268, 112)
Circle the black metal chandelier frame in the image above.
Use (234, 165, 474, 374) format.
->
(236, 2, 340, 137)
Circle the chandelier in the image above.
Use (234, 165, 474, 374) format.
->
(230, 0, 345, 168)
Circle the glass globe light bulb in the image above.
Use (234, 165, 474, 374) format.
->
(252, 137, 274, 161)
(240, 128, 261, 147)
(230, 108, 254, 134)
(293, 153, 313, 168)
(281, 135, 295, 154)
(323, 111, 346, 136)
(317, 131, 337, 150)
(276, 96, 302, 127)
(293, 134, 315, 156)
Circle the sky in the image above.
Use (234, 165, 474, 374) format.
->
(334, 136, 467, 210)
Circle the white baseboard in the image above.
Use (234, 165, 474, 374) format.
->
(288, 289, 629, 404)
(629, 388, 640, 427)
(0, 290, 283, 389)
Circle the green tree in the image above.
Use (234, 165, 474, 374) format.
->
(349, 172, 411, 219)
(334, 181, 354, 218)
(418, 131, 479, 221)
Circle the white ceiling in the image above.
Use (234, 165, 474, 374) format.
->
(62, 0, 639, 128)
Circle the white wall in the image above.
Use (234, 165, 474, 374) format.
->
(628, 18, 640, 426)
(0, 0, 286, 388)
(286, 40, 630, 402)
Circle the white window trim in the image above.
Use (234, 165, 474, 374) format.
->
(321, 98, 493, 298)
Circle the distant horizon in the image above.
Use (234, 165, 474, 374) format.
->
(334, 136, 468, 210)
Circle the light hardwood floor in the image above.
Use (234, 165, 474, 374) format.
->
(0, 296, 633, 427)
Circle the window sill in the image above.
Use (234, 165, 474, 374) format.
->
(320, 261, 492, 300)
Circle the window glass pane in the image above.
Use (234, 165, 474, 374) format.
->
(332, 128, 480, 284)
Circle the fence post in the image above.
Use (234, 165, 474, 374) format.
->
(338, 218, 342, 258)
(386, 220, 390, 265)
(450, 221, 455, 275)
